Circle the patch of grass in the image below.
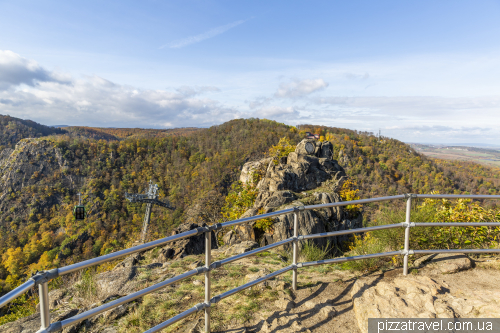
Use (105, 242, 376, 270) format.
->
(173, 290, 186, 299)
(263, 259, 281, 265)
(299, 281, 316, 289)
(119, 294, 179, 333)
(229, 300, 259, 323)
(248, 267, 260, 273)
(170, 261, 182, 268)
(137, 270, 152, 281)
(300, 240, 332, 262)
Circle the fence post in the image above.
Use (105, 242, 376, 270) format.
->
(39, 281, 50, 330)
(403, 194, 412, 276)
(292, 210, 298, 291)
(205, 231, 211, 333)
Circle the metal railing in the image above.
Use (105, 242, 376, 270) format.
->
(1, 193, 500, 333)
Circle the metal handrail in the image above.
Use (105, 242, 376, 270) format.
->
(1, 193, 499, 333)
(301, 223, 404, 240)
(0, 280, 35, 308)
(300, 250, 403, 267)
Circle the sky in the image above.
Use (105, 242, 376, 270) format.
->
(0, 0, 499, 144)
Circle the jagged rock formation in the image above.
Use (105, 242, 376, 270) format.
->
(235, 138, 361, 250)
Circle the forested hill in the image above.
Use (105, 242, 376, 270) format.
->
(63, 126, 203, 141)
(0, 118, 499, 296)
(0, 115, 65, 150)
(298, 125, 500, 198)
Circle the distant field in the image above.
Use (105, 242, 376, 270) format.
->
(410, 144, 500, 168)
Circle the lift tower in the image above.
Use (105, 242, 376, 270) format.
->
(125, 181, 175, 243)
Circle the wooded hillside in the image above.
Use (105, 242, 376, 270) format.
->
(0, 117, 498, 297)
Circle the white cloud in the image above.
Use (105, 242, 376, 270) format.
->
(255, 106, 300, 119)
(0, 51, 240, 128)
(161, 20, 246, 49)
(0, 50, 70, 90)
(274, 78, 328, 98)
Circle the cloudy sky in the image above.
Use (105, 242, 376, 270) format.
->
(0, 1, 499, 144)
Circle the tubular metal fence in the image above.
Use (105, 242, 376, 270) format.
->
(1, 194, 500, 333)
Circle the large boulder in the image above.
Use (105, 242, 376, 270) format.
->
(413, 253, 472, 274)
(295, 139, 317, 155)
(272, 204, 330, 250)
(351, 276, 449, 333)
(224, 241, 259, 256)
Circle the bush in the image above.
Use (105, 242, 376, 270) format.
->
(372, 197, 500, 251)
(342, 233, 388, 272)
(342, 196, 500, 272)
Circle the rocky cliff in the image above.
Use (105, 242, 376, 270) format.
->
(0, 138, 73, 222)
(227, 138, 362, 251)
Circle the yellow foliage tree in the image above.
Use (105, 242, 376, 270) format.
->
(2, 247, 26, 277)
(339, 179, 362, 217)
(267, 137, 296, 165)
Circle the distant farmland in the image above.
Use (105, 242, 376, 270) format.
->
(410, 144, 500, 168)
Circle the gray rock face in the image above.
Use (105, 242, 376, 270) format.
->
(295, 139, 317, 155)
(240, 157, 272, 185)
(272, 196, 361, 251)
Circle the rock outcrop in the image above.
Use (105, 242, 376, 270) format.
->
(231, 138, 361, 249)
(155, 223, 218, 262)
(413, 253, 472, 274)
(351, 255, 500, 333)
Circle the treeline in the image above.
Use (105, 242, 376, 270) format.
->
(64, 126, 203, 141)
(0, 115, 65, 150)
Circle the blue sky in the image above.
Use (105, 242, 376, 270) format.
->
(0, 0, 499, 143)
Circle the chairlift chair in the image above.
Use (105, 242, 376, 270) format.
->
(73, 193, 86, 220)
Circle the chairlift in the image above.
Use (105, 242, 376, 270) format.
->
(73, 192, 86, 220)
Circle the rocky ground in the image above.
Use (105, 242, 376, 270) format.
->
(2, 244, 500, 333)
